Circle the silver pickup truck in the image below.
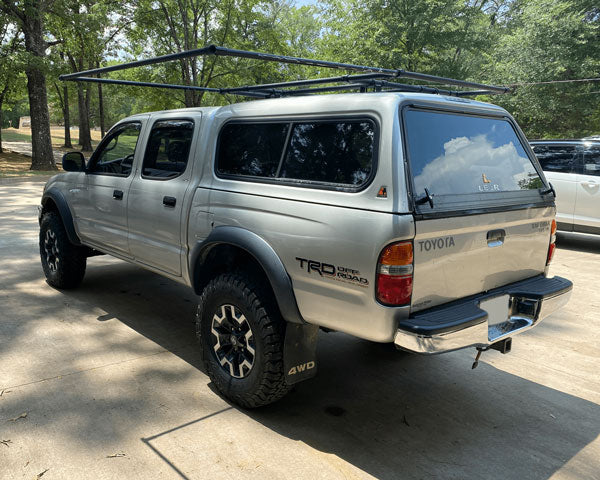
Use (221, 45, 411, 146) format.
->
(39, 92, 572, 407)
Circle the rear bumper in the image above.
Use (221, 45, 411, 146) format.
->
(394, 275, 572, 354)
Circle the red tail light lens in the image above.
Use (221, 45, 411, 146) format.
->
(376, 241, 413, 306)
(547, 243, 556, 265)
(547, 219, 557, 265)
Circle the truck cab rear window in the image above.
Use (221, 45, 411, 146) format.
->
(217, 119, 375, 188)
(405, 110, 542, 196)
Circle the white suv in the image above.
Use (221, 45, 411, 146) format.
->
(530, 140, 600, 235)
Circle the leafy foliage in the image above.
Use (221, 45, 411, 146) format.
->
(0, 0, 599, 145)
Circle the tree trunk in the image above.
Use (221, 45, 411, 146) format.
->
(76, 83, 92, 151)
(22, 0, 56, 170)
(63, 85, 72, 148)
(0, 98, 4, 154)
(0, 86, 6, 154)
(26, 64, 55, 169)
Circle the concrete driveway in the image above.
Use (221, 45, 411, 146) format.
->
(2, 142, 64, 163)
(1, 178, 599, 480)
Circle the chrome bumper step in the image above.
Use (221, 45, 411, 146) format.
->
(395, 275, 573, 354)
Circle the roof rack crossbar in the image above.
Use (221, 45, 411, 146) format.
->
(59, 44, 511, 97)
(220, 72, 396, 93)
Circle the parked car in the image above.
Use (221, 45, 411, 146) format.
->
(530, 139, 600, 235)
(39, 92, 572, 407)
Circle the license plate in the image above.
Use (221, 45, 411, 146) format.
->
(480, 295, 510, 340)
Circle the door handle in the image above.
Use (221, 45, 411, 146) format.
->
(582, 180, 598, 187)
(113, 189, 124, 200)
(487, 229, 506, 247)
(163, 196, 176, 207)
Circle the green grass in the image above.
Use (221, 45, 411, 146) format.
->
(0, 150, 60, 178)
(1, 128, 101, 149)
(1, 130, 33, 142)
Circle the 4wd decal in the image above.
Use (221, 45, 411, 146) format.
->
(295, 257, 369, 288)
(288, 361, 315, 375)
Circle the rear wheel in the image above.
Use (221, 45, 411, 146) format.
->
(197, 272, 290, 408)
(39, 212, 87, 289)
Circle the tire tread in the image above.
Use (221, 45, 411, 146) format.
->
(197, 272, 290, 408)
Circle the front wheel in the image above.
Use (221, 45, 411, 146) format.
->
(197, 272, 290, 408)
(39, 212, 87, 289)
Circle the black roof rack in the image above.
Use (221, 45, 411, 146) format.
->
(59, 44, 511, 99)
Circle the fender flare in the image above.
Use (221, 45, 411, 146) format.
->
(41, 188, 82, 246)
(190, 226, 305, 324)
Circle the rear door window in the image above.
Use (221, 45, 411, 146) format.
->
(582, 146, 600, 177)
(142, 120, 194, 179)
(531, 145, 578, 173)
(404, 109, 543, 197)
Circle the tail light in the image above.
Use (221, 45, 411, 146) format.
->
(376, 241, 413, 306)
(546, 219, 557, 265)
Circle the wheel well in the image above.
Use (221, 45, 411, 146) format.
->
(40, 196, 97, 255)
(194, 244, 273, 299)
(41, 197, 59, 216)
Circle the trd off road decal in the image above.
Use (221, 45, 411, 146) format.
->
(295, 257, 369, 288)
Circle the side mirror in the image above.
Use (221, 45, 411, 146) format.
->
(62, 152, 85, 172)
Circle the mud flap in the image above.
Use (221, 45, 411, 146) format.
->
(284, 323, 319, 385)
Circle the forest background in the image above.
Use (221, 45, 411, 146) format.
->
(0, 0, 599, 170)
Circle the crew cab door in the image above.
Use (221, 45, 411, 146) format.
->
(403, 108, 554, 312)
(70, 121, 143, 256)
(127, 118, 197, 276)
(572, 145, 600, 232)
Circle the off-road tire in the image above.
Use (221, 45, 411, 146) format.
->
(197, 272, 290, 408)
(39, 212, 87, 289)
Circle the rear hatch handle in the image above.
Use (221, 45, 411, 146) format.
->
(487, 229, 506, 247)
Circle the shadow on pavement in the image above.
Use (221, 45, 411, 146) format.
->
(66, 263, 597, 480)
(1, 181, 597, 479)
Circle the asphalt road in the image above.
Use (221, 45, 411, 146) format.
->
(1, 178, 599, 480)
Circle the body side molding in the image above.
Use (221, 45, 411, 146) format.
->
(41, 188, 82, 246)
(190, 226, 305, 324)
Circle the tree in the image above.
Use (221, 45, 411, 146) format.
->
(49, 0, 134, 150)
(318, 0, 498, 77)
(131, 0, 241, 108)
(485, 0, 600, 137)
(0, 19, 22, 153)
(1, 0, 56, 169)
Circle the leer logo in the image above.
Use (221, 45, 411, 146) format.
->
(482, 173, 491, 184)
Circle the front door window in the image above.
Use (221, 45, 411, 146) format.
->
(88, 123, 142, 176)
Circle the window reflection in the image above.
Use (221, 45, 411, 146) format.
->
(405, 111, 542, 195)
